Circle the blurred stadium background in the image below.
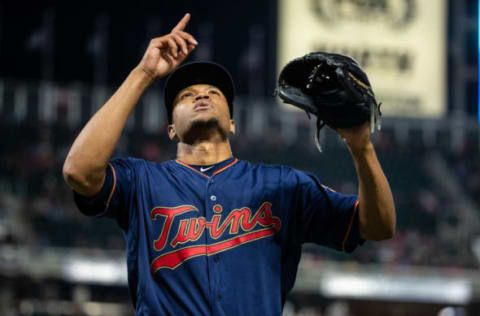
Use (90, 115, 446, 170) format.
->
(0, 0, 479, 315)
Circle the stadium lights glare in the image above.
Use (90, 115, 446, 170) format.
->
(62, 258, 127, 285)
(320, 273, 472, 305)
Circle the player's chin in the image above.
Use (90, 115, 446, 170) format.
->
(181, 117, 227, 142)
(189, 116, 220, 129)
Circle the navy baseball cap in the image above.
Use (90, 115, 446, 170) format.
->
(164, 62, 235, 124)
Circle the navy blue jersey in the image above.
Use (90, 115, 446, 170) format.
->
(74, 157, 364, 315)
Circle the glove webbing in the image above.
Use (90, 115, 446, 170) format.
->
(315, 118, 326, 152)
(304, 110, 325, 152)
(348, 72, 382, 133)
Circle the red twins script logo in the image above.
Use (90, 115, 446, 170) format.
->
(150, 202, 281, 273)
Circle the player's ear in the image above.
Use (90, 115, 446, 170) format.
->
(229, 119, 235, 135)
(168, 124, 178, 141)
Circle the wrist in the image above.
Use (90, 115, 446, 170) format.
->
(348, 140, 375, 158)
(131, 66, 156, 87)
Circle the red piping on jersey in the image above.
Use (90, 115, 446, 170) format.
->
(175, 160, 210, 178)
(341, 200, 359, 252)
(106, 162, 117, 209)
(175, 158, 239, 178)
(213, 158, 238, 175)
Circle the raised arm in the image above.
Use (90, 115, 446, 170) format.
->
(63, 13, 198, 196)
(337, 123, 396, 241)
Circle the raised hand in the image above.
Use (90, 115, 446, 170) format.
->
(137, 13, 198, 80)
(336, 122, 372, 153)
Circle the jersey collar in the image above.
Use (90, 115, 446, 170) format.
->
(175, 157, 239, 178)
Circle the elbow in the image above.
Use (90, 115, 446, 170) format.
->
(378, 216, 396, 240)
(360, 201, 396, 241)
(371, 215, 396, 241)
(360, 215, 396, 241)
(365, 228, 395, 241)
(382, 207, 397, 240)
(62, 157, 104, 196)
(62, 158, 87, 189)
(62, 158, 74, 184)
(380, 224, 396, 240)
(365, 229, 394, 241)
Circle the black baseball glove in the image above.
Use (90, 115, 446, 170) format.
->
(276, 52, 381, 150)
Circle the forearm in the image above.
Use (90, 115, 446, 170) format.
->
(350, 142, 396, 241)
(63, 67, 153, 196)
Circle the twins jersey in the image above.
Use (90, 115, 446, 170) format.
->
(74, 157, 364, 315)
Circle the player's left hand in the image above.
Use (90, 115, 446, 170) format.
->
(335, 122, 372, 153)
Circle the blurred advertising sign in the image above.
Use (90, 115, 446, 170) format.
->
(278, 0, 446, 117)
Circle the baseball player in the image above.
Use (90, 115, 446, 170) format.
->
(63, 13, 395, 315)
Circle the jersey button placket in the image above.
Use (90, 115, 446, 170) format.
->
(206, 176, 220, 308)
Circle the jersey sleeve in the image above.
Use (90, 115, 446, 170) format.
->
(294, 169, 364, 252)
(72, 158, 135, 230)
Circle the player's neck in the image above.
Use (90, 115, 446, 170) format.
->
(176, 139, 233, 166)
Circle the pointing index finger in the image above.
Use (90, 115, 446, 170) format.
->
(171, 13, 191, 32)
